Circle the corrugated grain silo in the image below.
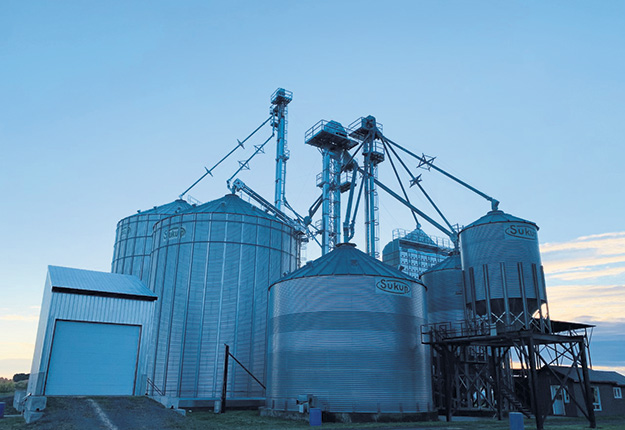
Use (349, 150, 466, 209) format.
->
(420, 252, 465, 325)
(147, 194, 299, 404)
(459, 210, 548, 330)
(266, 243, 432, 416)
(382, 226, 452, 279)
(112, 199, 191, 281)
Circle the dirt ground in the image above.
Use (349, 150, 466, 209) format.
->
(0, 394, 623, 430)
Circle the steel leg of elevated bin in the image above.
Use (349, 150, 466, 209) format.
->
(220, 344, 230, 413)
(580, 342, 597, 428)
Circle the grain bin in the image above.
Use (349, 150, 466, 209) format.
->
(266, 243, 432, 415)
(147, 194, 299, 403)
(459, 210, 548, 329)
(383, 227, 452, 279)
(420, 253, 465, 325)
(112, 200, 191, 281)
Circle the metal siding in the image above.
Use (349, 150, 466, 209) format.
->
(111, 201, 190, 282)
(29, 281, 153, 396)
(179, 240, 206, 397)
(460, 216, 546, 319)
(149, 203, 297, 400)
(421, 255, 466, 325)
(266, 275, 431, 413)
(28, 274, 54, 395)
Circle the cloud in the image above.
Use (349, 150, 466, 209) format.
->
(592, 365, 625, 375)
(0, 358, 31, 379)
(0, 342, 35, 360)
(541, 231, 625, 281)
(548, 266, 625, 281)
(0, 314, 39, 322)
(543, 252, 625, 274)
(542, 232, 625, 255)
(540, 232, 625, 326)
(547, 283, 625, 322)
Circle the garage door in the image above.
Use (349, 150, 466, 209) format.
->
(45, 320, 141, 395)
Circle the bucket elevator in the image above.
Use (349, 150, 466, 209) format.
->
(304, 120, 357, 254)
(159, 88, 598, 429)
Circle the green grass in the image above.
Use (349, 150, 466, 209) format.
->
(0, 392, 19, 416)
(0, 398, 622, 430)
(179, 410, 625, 430)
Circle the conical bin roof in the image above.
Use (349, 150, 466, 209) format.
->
(276, 243, 419, 284)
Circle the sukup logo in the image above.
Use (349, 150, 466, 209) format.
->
(376, 278, 412, 297)
(164, 227, 186, 241)
(504, 224, 536, 240)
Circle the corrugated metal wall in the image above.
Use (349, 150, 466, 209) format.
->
(421, 254, 466, 325)
(266, 275, 432, 413)
(28, 278, 154, 396)
(147, 210, 298, 399)
(112, 200, 190, 282)
(460, 218, 547, 320)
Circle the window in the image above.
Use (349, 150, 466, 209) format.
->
(614, 387, 623, 399)
(563, 388, 570, 404)
(592, 386, 602, 411)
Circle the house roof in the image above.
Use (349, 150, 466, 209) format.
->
(48, 266, 157, 301)
(549, 366, 625, 386)
(548, 319, 595, 333)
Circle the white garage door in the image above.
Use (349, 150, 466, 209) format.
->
(45, 320, 141, 395)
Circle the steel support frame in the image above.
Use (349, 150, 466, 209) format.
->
(424, 327, 596, 430)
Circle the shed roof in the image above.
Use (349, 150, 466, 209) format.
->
(549, 366, 625, 386)
(48, 266, 157, 301)
(276, 243, 420, 284)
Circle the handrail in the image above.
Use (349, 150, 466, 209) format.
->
(146, 378, 164, 396)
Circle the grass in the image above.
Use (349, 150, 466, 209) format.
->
(0, 397, 622, 430)
(179, 410, 625, 430)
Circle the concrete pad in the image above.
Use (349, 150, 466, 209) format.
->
(13, 390, 26, 412)
(150, 395, 179, 409)
(24, 410, 44, 424)
(24, 395, 47, 412)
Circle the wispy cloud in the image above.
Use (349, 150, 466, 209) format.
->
(544, 255, 625, 275)
(541, 231, 625, 285)
(542, 232, 625, 255)
(540, 232, 625, 371)
(0, 342, 35, 360)
(549, 266, 625, 281)
(0, 314, 39, 322)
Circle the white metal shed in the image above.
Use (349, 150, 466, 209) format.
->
(28, 266, 157, 396)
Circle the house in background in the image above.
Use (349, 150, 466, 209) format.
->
(538, 366, 625, 417)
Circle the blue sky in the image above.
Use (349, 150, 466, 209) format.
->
(1, 1, 624, 377)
